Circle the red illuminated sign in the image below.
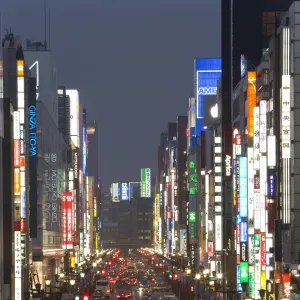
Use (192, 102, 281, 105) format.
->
(61, 192, 73, 249)
(20, 218, 26, 233)
(282, 273, 290, 298)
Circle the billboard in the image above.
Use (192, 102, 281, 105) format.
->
(215, 215, 223, 251)
(247, 72, 256, 138)
(119, 182, 129, 201)
(111, 183, 119, 202)
(67, 89, 80, 148)
(141, 168, 151, 198)
(61, 192, 73, 249)
(194, 58, 222, 135)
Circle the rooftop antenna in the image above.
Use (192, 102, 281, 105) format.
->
(48, 8, 51, 50)
(44, 0, 47, 49)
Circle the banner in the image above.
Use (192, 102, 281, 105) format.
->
(61, 192, 73, 249)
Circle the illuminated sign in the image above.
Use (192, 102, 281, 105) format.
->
(267, 170, 276, 199)
(248, 236, 255, 264)
(237, 265, 243, 292)
(281, 75, 291, 158)
(20, 125, 24, 155)
(247, 72, 256, 138)
(225, 155, 232, 176)
(240, 262, 249, 282)
(14, 139, 20, 168)
(28, 105, 36, 157)
(14, 111, 20, 139)
(240, 242, 248, 262)
(82, 128, 87, 175)
(241, 54, 246, 78)
(15, 231, 22, 300)
(73, 149, 79, 179)
(141, 168, 151, 198)
(111, 183, 119, 202)
(189, 211, 196, 223)
(197, 87, 217, 95)
(215, 215, 222, 251)
(259, 100, 267, 153)
(247, 148, 254, 231)
(240, 222, 248, 242)
(14, 168, 20, 195)
(195, 58, 222, 132)
(253, 106, 260, 170)
(119, 182, 129, 201)
(282, 273, 291, 298)
(61, 192, 73, 249)
(239, 156, 247, 217)
(67, 89, 80, 148)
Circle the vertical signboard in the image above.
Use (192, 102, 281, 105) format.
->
(141, 168, 151, 198)
(194, 58, 222, 135)
(28, 77, 38, 238)
(239, 156, 247, 217)
(61, 192, 73, 249)
(111, 183, 119, 202)
(247, 148, 254, 232)
(247, 71, 256, 138)
(215, 215, 223, 251)
(119, 182, 129, 201)
(253, 106, 260, 170)
(259, 100, 267, 153)
(15, 231, 22, 300)
(67, 89, 80, 148)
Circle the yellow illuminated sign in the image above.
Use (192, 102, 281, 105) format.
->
(17, 60, 24, 77)
(247, 71, 256, 138)
(14, 168, 20, 195)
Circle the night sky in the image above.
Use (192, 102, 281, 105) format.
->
(1, 0, 220, 190)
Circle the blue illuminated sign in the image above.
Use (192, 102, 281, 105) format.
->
(239, 156, 248, 217)
(237, 265, 243, 292)
(240, 222, 248, 242)
(267, 171, 276, 200)
(194, 58, 222, 134)
(168, 218, 172, 253)
(236, 214, 241, 225)
(21, 191, 26, 218)
(119, 182, 129, 201)
(28, 104, 36, 157)
(20, 124, 25, 155)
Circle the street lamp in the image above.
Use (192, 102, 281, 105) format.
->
(186, 268, 191, 275)
(217, 273, 223, 279)
(92, 262, 97, 267)
(59, 273, 64, 279)
(80, 273, 85, 278)
(203, 269, 209, 276)
(70, 279, 76, 286)
(45, 280, 51, 286)
(195, 273, 201, 280)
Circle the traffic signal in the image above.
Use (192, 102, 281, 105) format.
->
(101, 269, 106, 275)
(173, 273, 178, 280)
(159, 263, 163, 267)
(108, 261, 112, 266)
(74, 296, 80, 300)
(151, 256, 155, 261)
(81, 294, 90, 300)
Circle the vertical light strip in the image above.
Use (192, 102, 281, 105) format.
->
(205, 174, 209, 253)
(281, 27, 291, 224)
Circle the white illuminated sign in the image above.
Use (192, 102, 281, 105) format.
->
(67, 89, 80, 148)
(259, 100, 267, 153)
(13, 111, 20, 140)
(145, 168, 151, 198)
(281, 75, 291, 158)
(253, 107, 260, 170)
(214, 136, 222, 203)
(225, 155, 232, 176)
(260, 155, 267, 233)
(247, 147, 254, 233)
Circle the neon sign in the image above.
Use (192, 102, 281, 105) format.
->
(28, 105, 36, 157)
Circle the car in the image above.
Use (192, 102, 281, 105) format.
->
(116, 290, 128, 299)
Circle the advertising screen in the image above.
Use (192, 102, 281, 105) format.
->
(119, 182, 129, 201)
(194, 58, 221, 135)
(141, 168, 151, 198)
(67, 89, 80, 148)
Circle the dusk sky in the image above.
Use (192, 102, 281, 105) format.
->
(1, 0, 220, 190)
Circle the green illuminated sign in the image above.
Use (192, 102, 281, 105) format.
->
(240, 262, 249, 282)
(254, 234, 260, 247)
(189, 159, 198, 195)
(189, 211, 196, 223)
(189, 223, 196, 240)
